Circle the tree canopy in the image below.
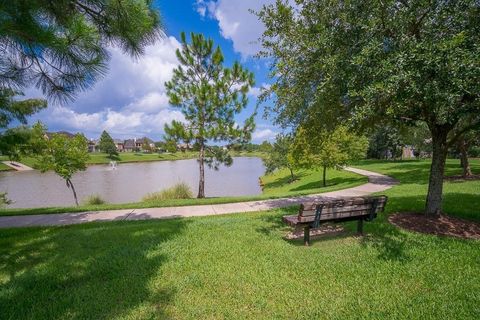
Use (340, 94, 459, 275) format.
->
(98, 130, 118, 158)
(290, 125, 368, 187)
(1, 0, 162, 101)
(257, 0, 480, 215)
(32, 123, 90, 206)
(165, 32, 256, 198)
(263, 134, 296, 182)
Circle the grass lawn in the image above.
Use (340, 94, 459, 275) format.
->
(1, 158, 479, 319)
(353, 159, 480, 221)
(0, 167, 366, 216)
(261, 167, 367, 197)
(0, 150, 266, 170)
(0, 162, 11, 171)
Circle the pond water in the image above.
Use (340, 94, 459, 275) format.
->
(0, 157, 265, 208)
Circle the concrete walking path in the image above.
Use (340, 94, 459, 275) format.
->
(0, 167, 398, 228)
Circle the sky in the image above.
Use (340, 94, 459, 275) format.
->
(27, 0, 279, 143)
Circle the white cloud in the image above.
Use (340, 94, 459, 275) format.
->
(252, 128, 277, 141)
(124, 91, 170, 113)
(42, 106, 184, 139)
(197, 0, 276, 58)
(28, 35, 184, 140)
(249, 83, 271, 98)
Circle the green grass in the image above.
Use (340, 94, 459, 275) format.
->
(0, 160, 479, 318)
(0, 167, 366, 216)
(142, 183, 193, 201)
(0, 151, 267, 169)
(261, 167, 367, 196)
(353, 159, 480, 221)
(0, 162, 11, 171)
(0, 208, 479, 318)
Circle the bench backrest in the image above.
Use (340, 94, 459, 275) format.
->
(298, 196, 388, 223)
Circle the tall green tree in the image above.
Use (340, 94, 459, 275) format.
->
(290, 126, 368, 187)
(32, 124, 89, 206)
(258, 0, 480, 216)
(165, 32, 256, 198)
(98, 130, 118, 158)
(263, 134, 296, 182)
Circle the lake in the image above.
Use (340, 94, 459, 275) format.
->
(0, 157, 265, 208)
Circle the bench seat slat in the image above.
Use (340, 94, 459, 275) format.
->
(298, 208, 382, 223)
(300, 197, 387, 212)
(299, 202, 386, 218)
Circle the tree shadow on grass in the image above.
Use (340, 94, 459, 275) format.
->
(289, 176, 361, 192)
(0, 218, 189, 319)
(262, 173, 307, 190)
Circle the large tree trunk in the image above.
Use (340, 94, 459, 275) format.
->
(458, 138, 472, 177)
(425, 127, 449, 216)
(197, 142, 205, 198)
(66, 178, 79, 207)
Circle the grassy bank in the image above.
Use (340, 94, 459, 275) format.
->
(0, 167, 366, 216)
(0, 151, 267, 171)
(0, 160, 479, 318)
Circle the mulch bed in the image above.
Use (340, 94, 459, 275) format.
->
(389, 212, 480, 240)
(444, 174, 480, 182)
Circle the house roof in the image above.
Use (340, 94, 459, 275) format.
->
(124, 139, 136, 148)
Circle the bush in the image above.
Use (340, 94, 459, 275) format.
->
(142, 183, 193, 201)
(83, 194, 106, 205)
(0, 192, 12, 208)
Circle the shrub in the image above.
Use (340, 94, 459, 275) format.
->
(83, 194, 106, 205)
(142, 183, 193, 201)
(0, 192, 12, 208)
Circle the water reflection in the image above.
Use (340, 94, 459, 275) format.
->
(0, 157, 265, 208)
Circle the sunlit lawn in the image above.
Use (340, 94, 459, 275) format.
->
(0, 160, 479, 319)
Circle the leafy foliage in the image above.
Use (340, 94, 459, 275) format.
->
(165, 32, 256, 198)
(263, 134, 296, 181)
(290, 126, 368, 186)
(257, 0, 480, 215)
(0, 0, 162, 101)
(0, 192, 12, 208)
(32, 123, 90, 206)
(98, 130, 118, 158)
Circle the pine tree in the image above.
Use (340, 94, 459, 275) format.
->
(165, 32, 256, 198)
(98, 130, 118, 158)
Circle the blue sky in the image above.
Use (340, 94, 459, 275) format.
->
(29, 0, 278, 143)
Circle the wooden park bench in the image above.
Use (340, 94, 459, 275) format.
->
(283, 195, 388, 246)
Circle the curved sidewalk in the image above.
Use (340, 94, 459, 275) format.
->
(0, 167, 397, 228)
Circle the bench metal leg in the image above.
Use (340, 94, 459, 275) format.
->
(304, 225, 310, 246)
(357, 219, 364, 235)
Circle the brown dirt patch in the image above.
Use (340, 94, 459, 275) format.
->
(444, 174, 480, 182)
(389, 212, 480, 240)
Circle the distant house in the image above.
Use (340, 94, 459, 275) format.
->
(177, 143, 193, 151)
(401, 145, 415, 159)
(139, 137, 155, 151)
(113, 139, 124, 152)
(88, 139, 98, 152)
(123, 139, 137, 152)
